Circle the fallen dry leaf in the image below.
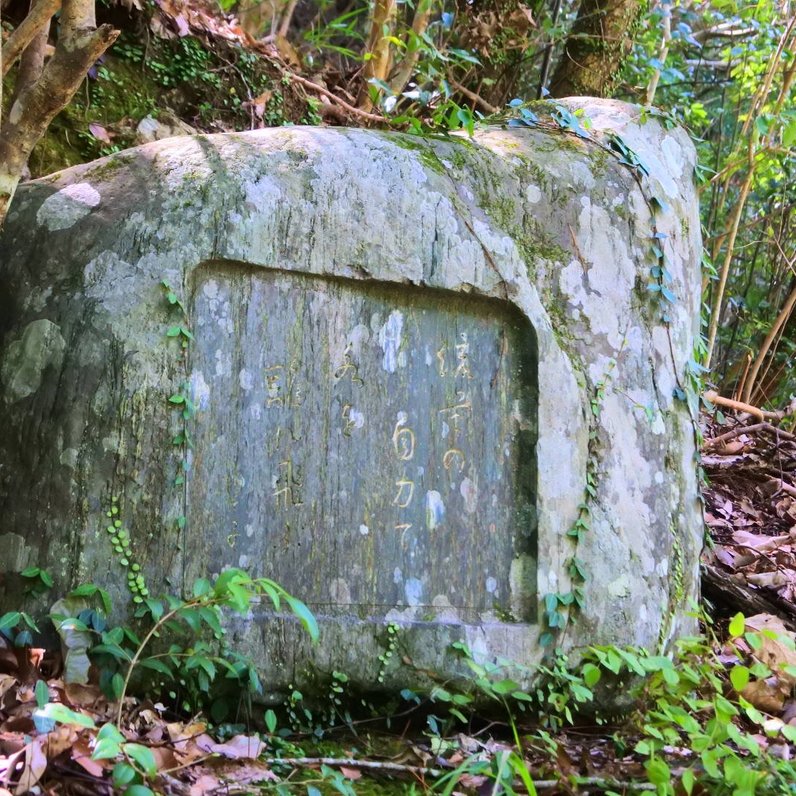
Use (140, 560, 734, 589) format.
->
(339, 765, 362, 780)
(14, 738, 46, 795)
(196, 733, 266, 760)
(746, 613, 796, 686)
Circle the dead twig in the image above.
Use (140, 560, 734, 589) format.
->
(288, 72, 387, 126)
(447, 77, 499, 115)
(263, 756, 444, 778)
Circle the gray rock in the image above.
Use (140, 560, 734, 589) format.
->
(0, 99, 703, 698)
(136, 112, 197, 144)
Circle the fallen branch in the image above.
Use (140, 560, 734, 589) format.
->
(701, 562, 796, 632)
(263, 756, 444, 778)
(263, 758, 658, 791)
(448, 77, 499, 115)
(705, 390, 769, 422)
(706, 422, 796, 448)
(288, 73, 387, 126)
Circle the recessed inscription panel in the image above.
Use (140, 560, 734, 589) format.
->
(188, 265, 537, 622)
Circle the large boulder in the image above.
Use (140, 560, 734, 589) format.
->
(0, 99, 703, 694)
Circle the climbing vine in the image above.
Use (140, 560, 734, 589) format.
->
(104, 497, 149, 603)
(160, 279, 195, 535)
(540, 361, 616, 648)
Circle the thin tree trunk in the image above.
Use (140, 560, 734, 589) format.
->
(11, 10, 51, 105)
(549, 0, 642, 98)
(0, 0, 119, 227)
(0, 0, 60, 78)
(387, 0, 433, 96)
(358, 0, 397, 111)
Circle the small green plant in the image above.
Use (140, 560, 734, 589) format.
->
(20, 566, 54, 597)
(0, 609, 40, 647)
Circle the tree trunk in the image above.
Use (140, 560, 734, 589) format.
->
(0, 0, 118, 228)
(548, 0, 641, 98)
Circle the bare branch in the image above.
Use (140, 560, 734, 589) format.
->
(0, 20, 119, 225)
(0, 0, 61, 78)
(448, 77, 498, 114)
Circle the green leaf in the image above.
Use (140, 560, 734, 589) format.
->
(34, 703, 95, 728)
(681, 767, 695, 795)
(582, 663, 601, 688)
(94, 734, 123, 760)
(645, 757, 670, 786)
(265, 708, 277, 734)
(92, 642, 133, 662)
(112, 762, 137, 788)
(35, 679, 49, 707)
(285, 595, 319, 641)
(507, 752, 537, 795)
(139, 658, 172, 677)
(125, 743, 157, 778)
(730, 665, 750, 692)
(492, 678, 520, 696)
(144, 599, 164, 622)
(111, 673, 125, 701)
(728, 612, 745, 638)
(783, 119, 796, 148)
(124, 786, 155, 796)
(0, 612, 21, 631)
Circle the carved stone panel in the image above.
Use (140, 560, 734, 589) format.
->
(188, 265, 537, 622)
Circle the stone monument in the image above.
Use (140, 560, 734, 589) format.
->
(0, 99, 703, 691)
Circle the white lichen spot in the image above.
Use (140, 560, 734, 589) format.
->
(425, 491, 445, 530)
(654, 471, 664, 485)
(608, 575, 630, 598)
(485, 576, 497, 594)
(405, 577, 423, 606)
(60, 448, 79, 469)
(0, 319, 65, 402)
(203, 280, 219, 299)
(238, 554, 250, 568)
(239, 369, 253, 391)
(525, 184, 542, 204)
(214, 349, 230, 378)
(379, 310, 403, 373)
(460, 477, 477, 514)
(245, 524, 255, 538)
(249, 403, 262, 421)
(431, 595, 459, 622)
(243, 175, 283, 213)
(190, 370, 210, 410)
(348, 323, 370, 353)
(359, 524, 369, 536)
(348, 408, 365, 429)
(393, 567, 403, 584)
(37, 183, 101, 231)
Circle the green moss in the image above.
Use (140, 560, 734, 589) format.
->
(389, 135, 454, 176)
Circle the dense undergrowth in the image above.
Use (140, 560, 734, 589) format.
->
(4, 564, 796, 794)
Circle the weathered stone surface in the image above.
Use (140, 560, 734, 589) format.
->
(0, 99, 703, 694)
